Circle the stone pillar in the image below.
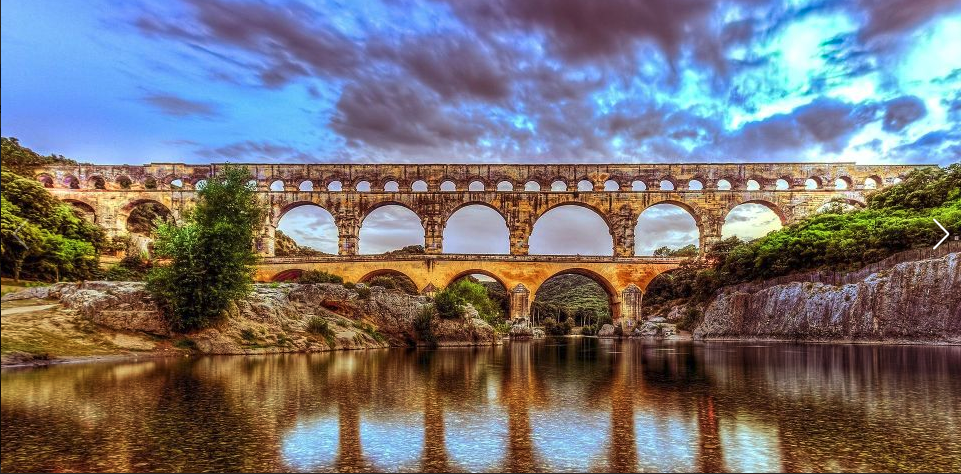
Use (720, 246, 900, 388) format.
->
(336, 212, 360, 256)
(698, 211, 725, 255)
(423, 216, 444, 254)
(258, 223, 276, 257)
(509, 284, 531, 322)
(611, 205, 637, 257)
(619, 284, 643, 322)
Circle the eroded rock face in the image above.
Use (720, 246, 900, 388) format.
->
(694, 253, 961, 343)
(633, 320, 678, 338)
(597, 324, 616, 337)
(3, 281, 501, 353)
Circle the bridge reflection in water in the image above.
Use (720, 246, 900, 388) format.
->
(2, 340, 959, 473)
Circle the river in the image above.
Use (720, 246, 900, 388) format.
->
(2, 339, 959, 472)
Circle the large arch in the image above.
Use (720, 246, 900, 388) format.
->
(357, 269, 421, 293)
(122, 199, 172, 234)
(722, 202, 785, 241)
(63, 199, 97, 223)
(531, 268, 618, 325)
(275, 202, 339, 255)
(272, 269, 305, 282)
(634, 201, 701, 256)
(442, 203, 509, 254)
(359, 203, 425, 255)
(445, 269, 510, 290)
(529, 203, 613, 255)
(724, 199, 788, 226)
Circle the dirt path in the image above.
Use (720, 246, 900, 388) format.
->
(1, 304, 59, 316)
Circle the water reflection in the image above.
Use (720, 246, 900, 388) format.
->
(2, 340, 960, 472)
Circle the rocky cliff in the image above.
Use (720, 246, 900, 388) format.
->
(1, 281, 497, 364)
(694, 252, 961, 343)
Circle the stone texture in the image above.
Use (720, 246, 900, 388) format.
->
(597, 324, 617, 337)
(694, 253, 961, 343)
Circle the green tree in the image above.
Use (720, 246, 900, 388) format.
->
(146, 165, 265, 331)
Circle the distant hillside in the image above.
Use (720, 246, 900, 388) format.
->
(274, 230, 332, 257)
(531, 274, 611, 323)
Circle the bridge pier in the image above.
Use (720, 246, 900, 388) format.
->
(509, 284, 531, 322)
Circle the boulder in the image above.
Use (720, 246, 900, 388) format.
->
(597, 323, 617, 337)
(509, 323, 533, 339)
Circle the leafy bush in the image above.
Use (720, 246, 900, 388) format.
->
(414, 305, 436, 345)
(435, 279, 504, 323)
(104, 253, 152, 281)
(306, 316, 336, 346)
(355, 285, 372, 299)
(367, 274, 418, 294)
(240, 328, 257, 342)
(297, 270, 343, 284)
(542, 316, 575, 336)
(146, 165, 265, 331)
(434, 288, 465, 319)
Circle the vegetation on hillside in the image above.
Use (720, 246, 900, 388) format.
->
(645, 163, 961, 316)
(274, 230, 332, 257)
(146, 165, 265, 331)
(1, 138, 106, 282)
(531, 274, 612, 327)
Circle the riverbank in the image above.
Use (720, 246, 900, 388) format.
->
(688, 252, 960, 344)
(1, 281, 499, 367)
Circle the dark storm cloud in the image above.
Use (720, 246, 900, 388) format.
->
(141, 93, 220, 118)
(882, 96, 927, 132)
(854, 0, 961, 42)
(196, 140, 317, 162)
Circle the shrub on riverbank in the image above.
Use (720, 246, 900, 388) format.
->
(297, 270, 343, 284)
(146, 165, 265, 331)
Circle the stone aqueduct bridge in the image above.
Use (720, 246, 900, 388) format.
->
(36, 162, 924, 322)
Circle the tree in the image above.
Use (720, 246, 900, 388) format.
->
(146, 165, 265, 331)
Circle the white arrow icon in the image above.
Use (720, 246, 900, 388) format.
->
(934, 218, 949, 250)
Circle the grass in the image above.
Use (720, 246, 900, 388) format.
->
(306, 316, 337, 347)
(353, 321, 386, 343)
(0, 278, 48, 297)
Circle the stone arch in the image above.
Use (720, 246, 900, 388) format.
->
(64, 175, 81, 189)
(658, 177, 677, 191)
(274, 199, 339, 225)
(194, 179, 208, 190)
(687, 179, 704, 190)
(355, 180, 372, 192)
(631, 180, 647, 191)
(549, 179, 568, 192)
(496, 180, 514, 191)
(816, 195, 866, 211)
(716, 178, 733, 190)
(724, 199, 788, 225)
(143, 176, 158, 189)
(805, 176, 823, 190)
(270, 179, 285, 192)
(524, 180, 541, 192)
(439, 180, 456, 191)
(384, 180, 401, 192)
(411, 180, 429, 192)
(576, 179, 594, 191)
(87, 175, 107, 190)
(63, 199, 97, 223)
(745, 178, 762, 190)
(530, 202, 614, 255)
(325, 179, 343, 191)
(468, 180, 486, 191)
(297, 179, 314, 191)
(834, 176, 852, 190)
(121, 199, 173, 234)
(442, 202, 510, 254)
(775, 178, 790, 190)
(272, 269, 304, 282)
(36, 173, 55, 188)
(531, 268, 619, 321)
(864, 175, 882, 189)
(358, 268, 420, 288)
(359, 202, 425, 254)
(635, 200, 703, 256)
(445, 269, 509, 290)
(603, 179, 620, 191)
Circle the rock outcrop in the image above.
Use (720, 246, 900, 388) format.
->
(2, 281, 500, 356)
(694, 253, 961, 343)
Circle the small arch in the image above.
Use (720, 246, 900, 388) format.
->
(385, 181, 401, 192)
(550, 180, 567, 192)
(524, 181, 541, 192)
(245, 179, 258, 190)
(577, 180, 594, 191)
(88, 175, 106, 190)
(355, 180, 371, 192)
(195, 179, 208, 190)
(834, 177, 852, 190)
(864, 176, 880, 189)
(411, 180, 428, 192)
(631, 180, 647, 191)
(298, 180, 314, 191)
(143, 177, 158, 189)
(468, 180, 486, 192)
(717, 179, 732, 190)
(688, 179, 704, 191)
(65, 175, 81, 189)
(658, 179, 675, 191)
(272, 269, 304, 282)
(270, 180, 285, 192)
(775, 179, 790, 190)
(116, 175, 133, 189)
(124, 199, 172, 235)
(439, 181, 456, 191)
(603, 180, 620, 191)
(805, 177, 821, 190)
(745, 179, 760, 191)
(327, 180, 343, 192)
(446, 269, 509, 290)
(37, 174, 55, 188)
(496, 180, 513, 191)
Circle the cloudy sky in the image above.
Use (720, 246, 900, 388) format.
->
(3, 0, 958, 254)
